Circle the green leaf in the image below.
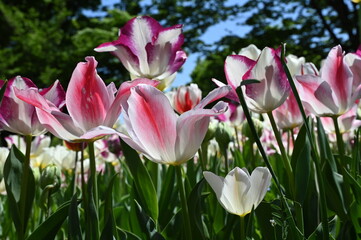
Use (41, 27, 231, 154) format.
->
(3, 145, 35, 236)
(120, 139, 159, 221)
(240, 79, 261, 86)
(350, 202, 361, 239)
(187, 179, 208, 239)
(291, 123, 311, 204)
(100, 174, 119, 240)
(68, 194, 82, 240)
(27, 200, 79, 240)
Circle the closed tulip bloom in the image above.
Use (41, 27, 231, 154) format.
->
(0, 76, 65, 136)
(224, 47, 290, 113)
(95, 16, 187, 90)
(173, 83, 202, 114)
(296, 45, 361, 117)
(15, 56, 158, 142)
(204, 167, 271, 216)
(274, 93, 303, 130)
(120, 84, 231, 165)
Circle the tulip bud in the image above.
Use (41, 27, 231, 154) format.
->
(215, 122, 233, 150)
(241, 118, 263, 142)
(40, 164, 61, 192)
(64, 140, 87, 152)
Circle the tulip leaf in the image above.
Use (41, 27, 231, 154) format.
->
(350, 202, 361, 238)
(291, 123, 311, 204)
(316, 119, 347, 219)
(4, 145, 35, 237)
(120, 139, 159, 221)
(241, 79, 261, 86)
(68, 194, 82, 240)
(100, 174, 119, 240)
(188, 179, 208, 239)
(27, 200, 79, 240)
(158, 165, 177, 228)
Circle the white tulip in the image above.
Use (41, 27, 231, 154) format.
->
(204, 167, 271, 216)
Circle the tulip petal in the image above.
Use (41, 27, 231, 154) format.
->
(176, 102, 228, 164)
(15, 88, 82, 140)
(245, 47, 290, 113)
(222, 167, 251, 216)
(320, 45, 353, 112)
(194, 85, 232, 109)
(40, 80, 66, 109)
(225, 55, 256, 90)
(126, 84, 178, 163)
(67, 57, 112, 131)
(248, 167, 271, 210)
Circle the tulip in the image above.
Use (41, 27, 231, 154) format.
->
(296, 45, 361, 117)
(320, 104, 361, 134)
(15, 56, 158, 142)
(172, 83, 202, 114)
(0, 76, 65, 136)
(224, 46, 290, 113)
(203, 167, 271, 216)
(216, 102, 245, 126)
(119, 84, 231, 165)
(273, 92, 303, 130)
(95, 16, 187, 90)
(236, 44, 261, 60)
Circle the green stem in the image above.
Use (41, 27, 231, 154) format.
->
(240, 216, 245, 240)
(332, 116, 346, 164)
(267, 112, 295, 197)
(88, 141, 98, 210)
(280, 45, 329, 240)
(224, 149, 229, 173)
(175, 165, 192, 240)
(236, 87, 303, 240)
(19, 135, 33, 239)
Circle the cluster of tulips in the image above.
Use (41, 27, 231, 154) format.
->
(0, 16, 360, 240)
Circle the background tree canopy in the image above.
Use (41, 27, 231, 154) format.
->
(0, 0, 360, 94)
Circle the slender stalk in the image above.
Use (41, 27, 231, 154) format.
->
(280, 46, 329, 239)
(18, 135, 33, 239)
(224, 149, 229, 173)
(240, 216, 245, 240)
(175, 165, 192, 240)
(236, 87, 303, 239)
(332, 116, 346, 163)
(267, 112, 295, 197)
(88, 141, 98, 210)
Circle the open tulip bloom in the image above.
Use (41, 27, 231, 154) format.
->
(15, 56, 158, 142)
(204, 167, 272, 217)
(95, 16, 187, 90)
(0, 76, 65, 136)
(296, 45, 361, 117)
(119, 84, 231, 165)
(223, 46, 290, 113)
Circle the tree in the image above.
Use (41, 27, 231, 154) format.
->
(192, 0, 361, 95)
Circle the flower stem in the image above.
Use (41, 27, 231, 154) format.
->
(240, 216, 245, 240)
(175, 165, 192, 240)
(267, 111, 295, 197)
(236, 86, 303, 240)
(332, 116, 346, 163)
(88, 141, 98, 210)
(280, 45, 329, 239)
(19, 135, 33, 239)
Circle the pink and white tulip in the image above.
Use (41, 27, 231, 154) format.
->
(274, 93, 303, 130)
(204, 167, 271, 217)
(15, 56, 158, 142)
(95, 16, 187, 90)
(296, 45, 361, 117)
(224, 47, 290, 113)
(0, 76, 65, 136)
(119, 84, 231, 165)
(172, 83, 202, 114)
